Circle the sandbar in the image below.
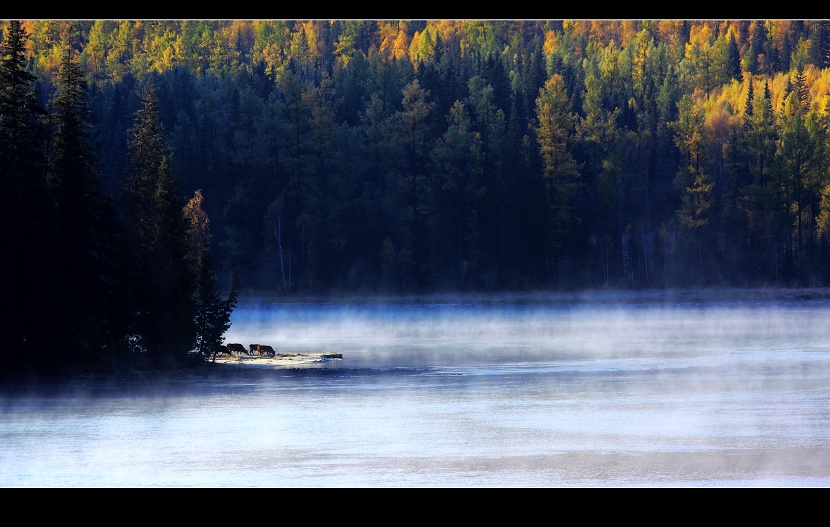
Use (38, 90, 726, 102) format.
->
(211, 352, 343, 368)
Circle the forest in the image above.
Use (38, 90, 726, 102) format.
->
(4, 19, 830, 373)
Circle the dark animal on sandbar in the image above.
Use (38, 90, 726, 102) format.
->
(209, 344, 231, 362)
(226, 343, 246, 356)
(250, 344, 275, 357)
(257, 344, 275, 357)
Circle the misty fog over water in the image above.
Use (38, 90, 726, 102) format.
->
(3, 290, 830, 487)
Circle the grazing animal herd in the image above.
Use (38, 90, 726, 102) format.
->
(213, 344, 342, 361)
(216, 343, 276, 357)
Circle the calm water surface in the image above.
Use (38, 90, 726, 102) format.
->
(3, 292, 830, 487)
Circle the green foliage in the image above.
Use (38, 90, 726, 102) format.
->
(8, 18, 830, 339)
(535, 74, 582, 265)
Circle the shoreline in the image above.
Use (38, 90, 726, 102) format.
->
(231, 286, 830, 307)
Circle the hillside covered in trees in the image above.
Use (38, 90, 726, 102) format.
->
(5, 20, 830, 371)
(1, 21, 237, 375)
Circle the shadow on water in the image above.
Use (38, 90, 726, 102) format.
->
(0, 363, 434, 405)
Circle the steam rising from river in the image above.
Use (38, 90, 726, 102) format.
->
(4, 290, 830, 486)
(223, 292, 830, 371)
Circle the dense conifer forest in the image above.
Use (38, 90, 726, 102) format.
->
(4, 19, 830, 373)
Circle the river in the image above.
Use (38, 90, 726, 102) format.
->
(2, 290, 830, 487)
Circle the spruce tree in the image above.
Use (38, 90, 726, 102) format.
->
(0, 21, 54, 372)
(122, 81, 198, 367)
(194, 245, 238, 361)
(725, 32, 741, 81)
(808, 21, 829, 69)
(46, 24, 122, 367)
(184, 189, 238, 360)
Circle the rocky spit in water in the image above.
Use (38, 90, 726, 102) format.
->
(212, 351, 343, 368)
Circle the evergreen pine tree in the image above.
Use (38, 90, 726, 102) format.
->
(0, 21, 54, 372)
(808, 21, 829, 69)
(725, 31, 742, 81)
(46, 24, 122, 367)
(184, 189, 238, 360)
(122, 81, 198, 366)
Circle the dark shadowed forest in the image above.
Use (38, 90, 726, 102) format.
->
(4, 19, 830, 374)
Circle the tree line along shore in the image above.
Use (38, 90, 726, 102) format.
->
(6, 20, 830, 375)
